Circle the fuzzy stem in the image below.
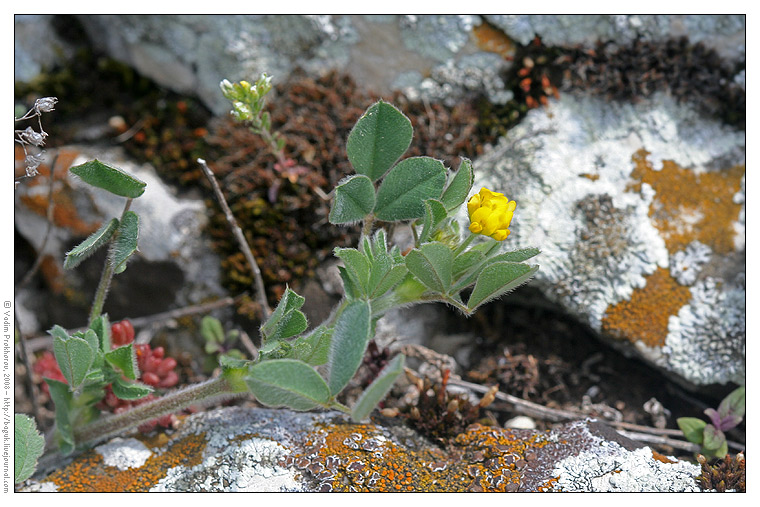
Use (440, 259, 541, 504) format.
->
(452, 232, 477, 257)
(88, 198, 133, 324)
(73, 376, 237, 447)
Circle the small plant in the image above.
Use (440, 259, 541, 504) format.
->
(14, 96, 57, 187)
(696, 452, 745, 492)
(677, 386, 744, 460)
(19, 78, 540, 483)
(200, 315, 244, 372)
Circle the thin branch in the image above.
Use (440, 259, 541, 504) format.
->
(198, 158, 271, 319)
(238, 329, 259, 360)
(14, 312, 42, 425)
(16, 154, 59, 292)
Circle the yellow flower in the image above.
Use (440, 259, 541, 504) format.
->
(467, 188, 516, 241)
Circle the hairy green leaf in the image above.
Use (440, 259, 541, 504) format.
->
(405, 242, 453, 294)
(64, 218, 119, 270)
(260, 288, 307, 343)
(110, 376, 153, 400)
(453, 250, 485, 278)
(346, 100, 413, 181)
(467, 262, 538, 311)
(328, 300, 371, 395)
(290, 325, 333, 366)
(89, 314, 111, 352)
(45, 379, 75, 455)
(111, 211, 139, 274)
(440, 158, 474, 212)
(488, 248, 542, 263)
(329, 174, 376, 224)
(105, 344, 138, 380)
(53, 332, 93, 390)
(335, 247, 371, 296)
(351, 354, 405, 422)
(201, 316, 225, 344)
(677, 417, 707, 444)
(69, 159, 146, 198)
(418, 199, 448, 244)
(246, 359, 331, 411)
(374, 157, 446, 221)
(14, 414, 45, 484)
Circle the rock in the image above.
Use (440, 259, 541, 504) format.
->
(485, 14, 745, 62)
(14, 15, 76, 83)
(468, 91, 744, 388)
(14, 145, 226, 332)
(24, 406, 701, 492)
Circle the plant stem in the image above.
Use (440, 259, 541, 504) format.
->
(452, 233, 477, 256)
(73, 376, 238, 448)
(88, 198, 133, 324)
(198, 158, 271, 319)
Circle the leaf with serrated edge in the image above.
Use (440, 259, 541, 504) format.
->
(53, 333, 93, 389)
(467, 262, 538, 311)
(374, 157, 446, 221)
(15, 414, 45, 484)
(246, 359, 330, 410)
(440, 158, 473, 212)
(328, 300, 371, 395)
(346, 101, 413, 181)
(69, 159, 146, 198)
(110, 211, 139, 274)
(329, 174, 376, 224)
(405, 243, 453, 293)
(351, 354, 405, 422)
(64, 218, 119, 270)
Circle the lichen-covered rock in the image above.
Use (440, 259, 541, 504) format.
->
(469, 91, 744, 387)
(14, 145, 226, 333)
(485, 14, 745, 61)
(23, 406, 701, 492)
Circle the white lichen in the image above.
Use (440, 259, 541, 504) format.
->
(95, 437, 153, 471)
(669, 241, 712, 286)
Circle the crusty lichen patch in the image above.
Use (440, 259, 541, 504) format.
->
(628, 149, 744, 255)
(286, 422, 550, 492)
(44, 432, 207, 492)
(601, 267, 691, 347)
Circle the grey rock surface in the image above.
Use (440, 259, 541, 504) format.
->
(25, 406, 701, 492)
(468, 91, 745, 387)
(14, 15, 75, 83)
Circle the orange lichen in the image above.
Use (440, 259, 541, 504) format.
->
(288, 422, 550, 492)
(602, 267, 692, 347)
(19, 191, 101, 236)
(472, 22, 516, 59)
(45, 432, 207, 492)
(628, 149, 744, 254)
(651, 450, 676, 464)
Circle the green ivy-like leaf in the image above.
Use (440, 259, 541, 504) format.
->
(63, 218, 119, 270)
(53, 331, 93, 390)
(440, 158, 474, 212)
(329, 175, 376, 224)
(346, 100, 413, 181)
(676, 417, 707, 444)
(14, 414, 45, 484)
(246, 359, 331, 411)
(45, 379, 75, 455)
(105, 344, 138, 380)
(374, 157, 446, 222)
(466, 262, 538, 312)
(328, 300, 371, 395)
(110, 211, 139, 274)
(418, 199, 448, 244)
(405, 243, 453, 294)
(69, 159, 146, 198)
(351, 354, 405, 422)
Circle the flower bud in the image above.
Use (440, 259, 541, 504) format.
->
(34, 97, 58, 113)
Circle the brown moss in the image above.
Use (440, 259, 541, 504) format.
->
(629, 149, 744, 255)
(602, 267, 692, 348)
(46, 432, 207, 492)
